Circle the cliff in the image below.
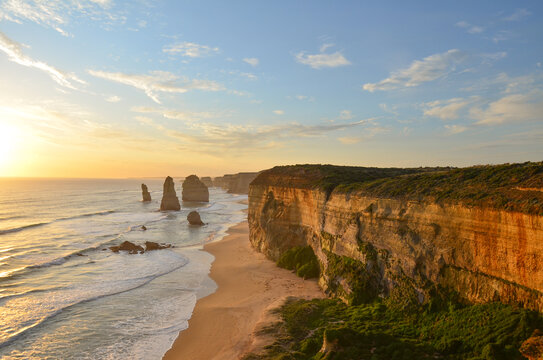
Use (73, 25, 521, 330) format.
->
(248, 163, 543, 311)
(214, 172, 259, 194)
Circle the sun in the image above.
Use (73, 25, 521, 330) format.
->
(0, 122, 21, 173)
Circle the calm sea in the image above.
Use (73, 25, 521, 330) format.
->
(0, 178, 247, 359)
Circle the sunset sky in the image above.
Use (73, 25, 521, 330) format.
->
(0, 1, 542, 178)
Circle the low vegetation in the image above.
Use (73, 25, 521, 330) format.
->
(277, 246, 320, 279)
(253, 162, 543, 215)
(244, 297, 543, 360)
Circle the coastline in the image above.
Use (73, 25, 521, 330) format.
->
(162, 220, 324, 360)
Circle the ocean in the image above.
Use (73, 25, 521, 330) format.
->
(0, 178, 247, 359)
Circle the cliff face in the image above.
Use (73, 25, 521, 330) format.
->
(214, 172, 259, 194)
(248, 164, 543, 310)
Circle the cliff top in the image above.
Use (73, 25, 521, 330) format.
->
(252, 162, 543, 215)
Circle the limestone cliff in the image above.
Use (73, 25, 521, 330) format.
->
(214, 172, 259, 194)
(160, 176, 180, 211)
(182, 175, 209, 202)
(248, 163, 543, 311)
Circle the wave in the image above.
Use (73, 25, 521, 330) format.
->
(0, 253, 189, 348)
(0, 210, 117, 236)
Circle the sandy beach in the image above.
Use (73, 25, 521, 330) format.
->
(163, 221, 324, 360)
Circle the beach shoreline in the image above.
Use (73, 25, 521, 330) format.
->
(162, 220, 324, 360)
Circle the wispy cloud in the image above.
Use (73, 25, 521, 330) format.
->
(0, 31, 84, 89)
(295, 44, 351, 69)
(422, 97, 474, 120)
(503, 8, 531, 21)
(470, 89, 543, 125)
(87, 70, 225, 103)
(132, 106, 227, 123)
(105, 95, 121, 102)
(337, 126, 389, 144)
(243, 57, 259, 66)
(339, 110, 353, 120)
(455, 21, 484, 34)
(163, 41, 219, 58)
(273, 110, 284, 115)
(444, 124, 467, 135)
(363, 49, 466, 92)
(0, 0, 120, 36)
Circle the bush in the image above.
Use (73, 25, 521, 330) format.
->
(277, 246, 320, 279)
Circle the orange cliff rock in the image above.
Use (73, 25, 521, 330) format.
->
(248, 164, 543, 311)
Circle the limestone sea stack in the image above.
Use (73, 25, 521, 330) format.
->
(187, 211, 204, 225)
(182, 175, 209, 202)
(200, 176, 213, 187)
(160, 176, 181, 211)
(141, 183, 151, 202)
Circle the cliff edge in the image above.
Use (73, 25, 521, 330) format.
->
(248, 162, 543, 310)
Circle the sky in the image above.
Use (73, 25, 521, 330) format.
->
(0, 0, 542, 178)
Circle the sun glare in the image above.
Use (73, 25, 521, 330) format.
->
(0, 122, 21, 173)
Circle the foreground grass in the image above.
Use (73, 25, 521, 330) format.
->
(244, 298, 542, 360)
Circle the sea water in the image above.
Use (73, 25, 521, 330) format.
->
(0, 178, 247, 359)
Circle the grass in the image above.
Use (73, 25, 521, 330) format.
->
(245, 298, 543, 360)
(277, 246, 320, 279)
(252, 162, 543, 215)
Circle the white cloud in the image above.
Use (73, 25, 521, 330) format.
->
(363, 49, 466, 92)
(470, 90, 543, 125)
(0, 31, 84, 89)
(422, 98, 472, 120)
(87, 70, 225, 103)
(455, 21, 484, 34)
(337, 126, 389, 144)
(295, 44, 351, 69)
(444, 124, 467, 134)
(132, 106, 226, 123)
(105, 95, 121, 102)
(163, 41, 219, 58)
(503, 8, 531, 21)
(243, 57, 259, 66)
(0, 0, 119, 35)
(492, 30, 512, 43)
(379, 103, 399, 116)
(339, 110, 353, 120)
(273, 110, 284, 115)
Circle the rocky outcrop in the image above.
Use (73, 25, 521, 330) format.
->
(182, 175, 209, 202)
(520, 330, 543, 360)
(109, 241, 144, 254)
(213, 172, 259, 194)
(141, 183, 151, 202)
(187, 211, 204, 225)
(145, 241, 172, 251)
(200, 176, 213, 187)
(248, 164, 543, 311)
(160, 176, 181, 211)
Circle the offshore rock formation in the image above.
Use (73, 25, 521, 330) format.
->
(182, 175, 209, 202)
(141, 183, 152, 202)
(109, 241, 144, 254)
(213, 172, 259, 194)
(200, 176, 213, 187)
(145, 241, 172, 251)
(187, 211, 204, 226)
(248, 163, 543, 311)
(160, 176, 181, 211)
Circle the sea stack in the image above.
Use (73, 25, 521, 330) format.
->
(160, 176, 181, 211)
(182, 175, 209, 202)
(187, 211, 204, 226)
(200, 176, 213, 187)
(141, 183, 151, 202)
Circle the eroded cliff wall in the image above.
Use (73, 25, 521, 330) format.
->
(248, 164, 543, 311)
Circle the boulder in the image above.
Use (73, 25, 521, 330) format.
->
(109, 241, 144, 254)
(141, 183, 152, 202)
(520, 329, 543, 360)
(182, 175, 209, 202)
(145, 241, 172, 251)
(187, 211, 205, 225)
(160, 176, 181, 211)
(141, 225, 147, 231)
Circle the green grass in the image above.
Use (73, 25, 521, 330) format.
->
(252, 162, 543, 215)
(277, 246, 320, 279)
(245, 298, 543, 360)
